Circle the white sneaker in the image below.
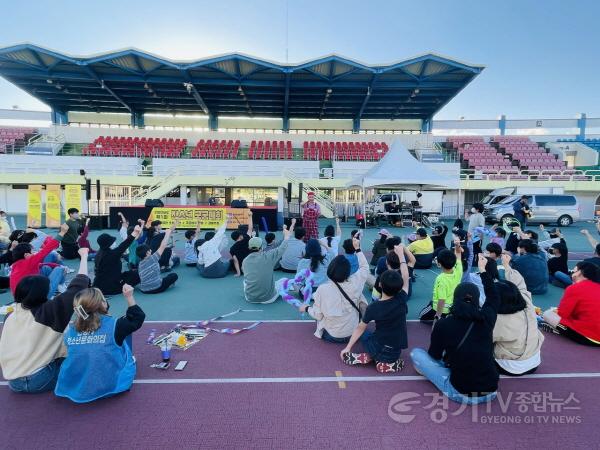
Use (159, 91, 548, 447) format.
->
(65, 267, 75, 274)
(57, 283, 68, 293)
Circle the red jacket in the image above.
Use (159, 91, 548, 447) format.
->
(558, 279, 600, 342)
(9, 236, 61, 294)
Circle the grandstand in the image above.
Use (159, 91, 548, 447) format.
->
(0, 44, 598, 220)
(0, 126, 37, 153)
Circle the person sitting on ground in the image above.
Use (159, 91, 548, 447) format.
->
(541, 261, 600, 347)
(580, 225, 600, 267)
(537, 225, 566, 251)
(60, 208, 84, 259)
(230, 212, 254, 277)
(373, 247, 416, 300)
(0, 248, 90, 393)
(341, 238, 359, 275)
(485, 242, 503, 263)
(511, 239, 548, 295)
(319, 217, 342, 256)
(93, 224, 143, 296)
(299, 236, 369, 343)
(504, 221, 522, 255)
(9, 224, 69, 298)
(492, 253, 544, 376)
(14, 228, 62, 265)
(184, 223, 202, 267)
(474, 225, 506, 249)
(136, 222, 178, 294)
(242, 225, 292, 304)
(295, 238, 332, 289)
(419, 238, 463, 323)
(0, 239, 17, 292)
(126, 221, 147, 270)
(340, 249, 410, 373)
(196, 218, 231, 278)
(408, 227, 434, 269)
(0, 210, 11, 250)
(262, 232, 280, 252)
(431, 224, 449, 258)
(279, 226, 307, 273)
(76, 217, 97, 259)
(54, 283, 145, 403)
(147, 220, 178, 270)
(370, 229, 391, 267)
(411, 254, 500, 404)
(547, 243, 571, 288)
(375, 236, 402, 276)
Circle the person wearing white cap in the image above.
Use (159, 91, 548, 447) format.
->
(242, 225, 292, 303)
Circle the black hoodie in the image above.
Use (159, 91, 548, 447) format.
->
(92, 234, 135, 295)
(428, 271, 500, 396)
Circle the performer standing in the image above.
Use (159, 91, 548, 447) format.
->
(302, 192, 321, 240)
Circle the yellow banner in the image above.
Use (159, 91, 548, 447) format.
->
(64, 184, 82, 219)
(45, 185, 61, 228)
(147, 207, 251, 229)
(27, 185, 42, 228)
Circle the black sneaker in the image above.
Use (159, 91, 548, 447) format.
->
(343, 352, 371, 365)
(376, 359, 405, 373)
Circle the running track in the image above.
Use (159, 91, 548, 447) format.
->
(1, 322, 599, 449)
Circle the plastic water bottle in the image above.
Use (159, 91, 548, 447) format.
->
(147, 328, 156, 344)
(161, 341, 171, 362)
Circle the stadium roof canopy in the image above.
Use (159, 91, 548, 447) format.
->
(0, 44, 483, 123)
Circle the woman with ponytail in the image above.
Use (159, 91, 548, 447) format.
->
(319, 217, 342, 257)
(54, 284, 145, 403)
(295, 239, 332, 289)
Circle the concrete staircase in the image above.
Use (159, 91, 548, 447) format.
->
(284, 169, 335, 218)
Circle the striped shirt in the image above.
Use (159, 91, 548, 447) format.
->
(138, 252, 162, 292)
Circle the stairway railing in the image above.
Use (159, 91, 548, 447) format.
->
(284, 169, 335, 218)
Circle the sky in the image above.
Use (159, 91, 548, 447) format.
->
(0, 0, 599, 120)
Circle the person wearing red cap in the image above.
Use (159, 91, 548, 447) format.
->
(302, 192, 321, 240)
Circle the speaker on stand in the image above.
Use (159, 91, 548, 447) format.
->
(85, 178, 92, 217)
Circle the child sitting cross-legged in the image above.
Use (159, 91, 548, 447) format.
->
(419, 238, 463, 323)
(340, 244, 410, 373)
(184, 223, 202, 266)
(54, 284, 145, 403)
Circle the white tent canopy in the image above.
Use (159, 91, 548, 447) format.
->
(346, 141, 458, 189)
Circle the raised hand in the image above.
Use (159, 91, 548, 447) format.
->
(477, 253, 488, 273)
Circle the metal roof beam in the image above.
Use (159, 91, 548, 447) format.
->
(283, 71, 290, 125)
(181, 70, 210, 114)
(29, 50, 47, 69)
(82, 66, 132, 112)
(356, 73, 379, 121)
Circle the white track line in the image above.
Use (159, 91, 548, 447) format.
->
(141, 319, 426, 323)
(3, 372, 599, 387)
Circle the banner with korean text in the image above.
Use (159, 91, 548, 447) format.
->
(147, 207, 251, 229)
(27, 185, 42, 227)
(45, 185, 62, 228)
